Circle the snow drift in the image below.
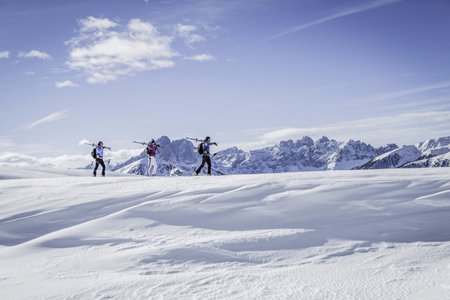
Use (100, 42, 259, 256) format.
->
(0, 167, 449, 299)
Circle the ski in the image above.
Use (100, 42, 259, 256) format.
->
(84, 143, 111, 150)
(186, 137, 204, 142)
(90, 159, 111, 166)
(133, 141, 163, 149)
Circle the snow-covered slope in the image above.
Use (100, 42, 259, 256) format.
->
(1, 168, 450, 299)
(0, 166, 123, 179)
(402, 136, 450, 168)
(403, 152, 450, 168)
(113, 156, 187, 176)
(326, 139, 378, 170)
(357, 145, 422, 169)
(111, 136, 200, 176)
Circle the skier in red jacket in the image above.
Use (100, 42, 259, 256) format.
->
(146, 139, 160, 176)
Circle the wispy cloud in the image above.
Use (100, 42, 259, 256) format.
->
(0, 137, 15, 151)
(264, 0, 403, 42)
(0, 51, 10, 59)
(185, 54, 215, 62)
(174, 23, 206, 46)
(18, 50, 52, 60)
(55, 80, 78, 88)
(148, 0, 256, 21)
(234, 111, 450, 150)
(26, 110, 69, 130)
(360, 80, 450, 103)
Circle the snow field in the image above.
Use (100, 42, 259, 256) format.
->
(0, 168, 449, 299)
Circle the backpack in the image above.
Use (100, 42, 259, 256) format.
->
(91, 148, 96, 159)
(197, 143, 203, 154)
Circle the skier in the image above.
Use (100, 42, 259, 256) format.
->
(193, 136, 217, 176)
(93, 141, 106, 177)
(146, 139, 160, 176)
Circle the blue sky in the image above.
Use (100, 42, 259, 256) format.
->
(1, 0, 450, 166)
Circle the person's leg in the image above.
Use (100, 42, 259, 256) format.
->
(151, 156, 158, 175)
(195, 156, 207, 174)
(206, 156, 212, 175)
(147, 156, 151, 176)
(93, 159, 99, 176)
(100, 159, 106, 176)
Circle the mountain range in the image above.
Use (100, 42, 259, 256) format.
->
(99, 135, 450, 176)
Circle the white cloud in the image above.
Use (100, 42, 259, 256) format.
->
(0, 138, 15, 151)
(175, 23, 206, 45)
(185, 54, 215, 62)
(360, 80, 450, 103)
(18, 50, 52, 60)
(265, 0, 403, 42)
(55, 80, 78, 88)
(0, 152, 55, 168)
(66, 17, 177, 84)
(0, 147, 143, 169)
(0, 152, 93, 169)
(66, 17, 216, 84)
(80, 16, 118, 32)
(78, 139, 92, 146)
(234, 111, 450, 150)
(26, 110, 69, 130)
(109, 148, 143, 162)
(0, 51, 10, 58)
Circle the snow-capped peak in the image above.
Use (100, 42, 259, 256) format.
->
(418, 136, 450, 152)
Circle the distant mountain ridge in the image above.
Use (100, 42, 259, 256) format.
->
(104, 136, 450, 176)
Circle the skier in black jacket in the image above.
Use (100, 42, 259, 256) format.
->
(193, 136, 217, 176)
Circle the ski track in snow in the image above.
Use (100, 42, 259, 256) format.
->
(0, 168, 450, 299)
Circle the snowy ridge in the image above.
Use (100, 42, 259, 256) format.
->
(326, 139, 378, 170)
(357, 145, 422, 169)
(105, 135, 450, 176)
(0, 168, 450, 299)
(359, 136, 450, 170)
(418, 136, 450, 152)
(110, 136, 398, 176)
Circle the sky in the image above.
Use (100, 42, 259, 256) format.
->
(1, 0, 450, 168)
